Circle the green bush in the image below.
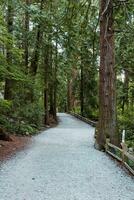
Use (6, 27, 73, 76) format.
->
(118, 109, 134, 148)
(0, 99, 12, 115)
(12, 103, 43, 128)
(16, 123, 37, 135)
(0, 99, 42, 136)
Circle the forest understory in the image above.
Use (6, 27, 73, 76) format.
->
(0, 116, 58, 161)
(0, 134, 29, 161)
(0, 0, 133, 154)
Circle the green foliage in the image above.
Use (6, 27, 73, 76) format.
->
(0, 100, 12, 114)
(14, 103, 43, 128)
(0, 115, 37, 136)
(0, 99, 40, 135)
(118, 109, 134, 147)
(0, 0, 133, 145)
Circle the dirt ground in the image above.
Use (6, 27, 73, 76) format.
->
(0, 117, 58, 162)
(0, 135, 30, 161)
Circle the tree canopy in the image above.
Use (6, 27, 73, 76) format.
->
(0, 0, 133, 150)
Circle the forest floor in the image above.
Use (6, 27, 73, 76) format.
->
(0, 116, 57, 161)
(0, 113, 134, 200)
(0, 135, 30, 161)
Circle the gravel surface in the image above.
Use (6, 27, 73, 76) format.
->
(0, 113, 134, 200)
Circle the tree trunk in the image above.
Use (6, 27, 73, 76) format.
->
(4, 0, 14, 100)
(53, 36, 58, 121)
(28, 0, 44, 102)
(49, 87, 54, 116)
(95, 0, 118, 150)
(49, 43, 54, 117)
(30, 0, 44, 76)
(67, 79, 72, 112)
(44, 45, 49, 125)
(24, 0, 30, 70)
(80, 51, 84, 116)
(44, 86, 49, 125)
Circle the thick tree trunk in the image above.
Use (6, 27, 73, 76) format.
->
(67, 79, 72, 112)
(44, 45, 49, 125)
(49, 43, 54, 118)
(4, 1, 14, 100)
(28, 0, 44, 102)
(44, 87, 49, 125)
(53, 37, 58, 121)
(49, 87, 54, 116)
(30, 0, 44, 76)
(95, 0, 118, 150)
(53, 83, 57, 121)
(80, 52, 84, 116)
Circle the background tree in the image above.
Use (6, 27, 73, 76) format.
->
(0, 0, 133, 150)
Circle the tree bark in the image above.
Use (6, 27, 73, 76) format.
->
(80, 50, 84, 116)
(24, 0, 30, 70)
(49, 42, 54, 117)
(4, 0, 14, 100)
(28, 0, 44, 102)
(30, 0, 44, 76)
(44, 45, 49, 125)
(67, 79, 72, 112)
(53, 36, 58, 121)
(95, 0, 118, 150)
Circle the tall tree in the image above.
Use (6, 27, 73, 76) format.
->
(30, 0, 44, 76)
(4, 0, 14, 100)
(53, 34, 58, 121)
(95, 0, 118, 150)
(44, 44, 49, 125)
(24, 0, 30, 70)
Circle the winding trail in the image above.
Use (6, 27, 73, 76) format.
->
(0, 113, 134, 200)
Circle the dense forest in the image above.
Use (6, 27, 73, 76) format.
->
(0, 0, 134, 151)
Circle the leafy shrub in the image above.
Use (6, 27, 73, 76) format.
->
(16, 123, 37, 135)
(0, 99, 12, 115)
(12, 103, 43, 128)
(0, 100, 42, 136)
(118, 109, 134, 148)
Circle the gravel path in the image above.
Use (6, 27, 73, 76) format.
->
(0, 113, 134, 200)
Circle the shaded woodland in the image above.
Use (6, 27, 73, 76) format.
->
(0, 0, 134, 150)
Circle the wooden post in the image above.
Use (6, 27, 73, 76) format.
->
(122, 130, 125, 143)
(121, 130, 128, 162)
(105, 138, 110, 152)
